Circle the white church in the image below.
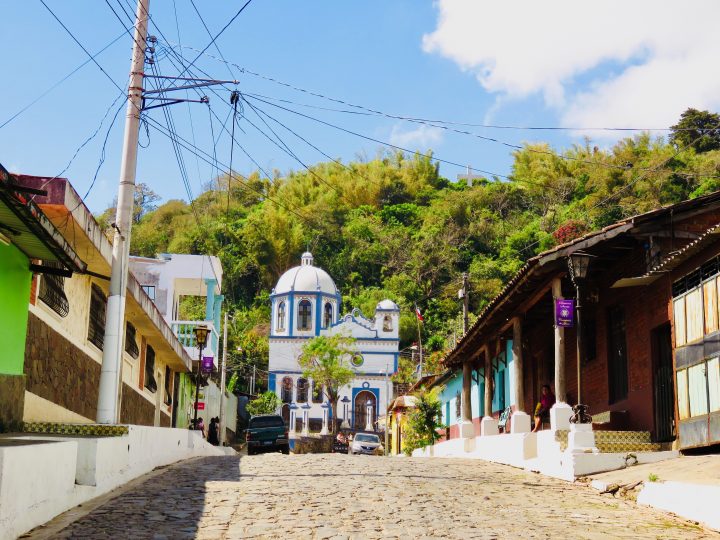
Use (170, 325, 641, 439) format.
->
(268, 252, 399, 433)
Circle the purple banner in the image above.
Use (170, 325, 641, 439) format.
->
(201, 356, 214, 373)
(555, 298, 575, 327)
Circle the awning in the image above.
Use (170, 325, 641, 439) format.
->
(0, 164, 85, 273)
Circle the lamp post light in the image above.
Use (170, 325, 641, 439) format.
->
(192, 324, 210, 428)
(568, 252, 594, 424)
(341, 396, 350, 429)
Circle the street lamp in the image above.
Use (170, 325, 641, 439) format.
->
(192, 324, 210, 428)
(568, 252, 594, 424)
(341, 396, 350, 429)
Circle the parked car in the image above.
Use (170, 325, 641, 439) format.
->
(245, 415, 289, 455)
(348, 432, 383, 455)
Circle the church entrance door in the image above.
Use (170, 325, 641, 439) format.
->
(353, 390, 375, 431)
(281, 404, 290, 425)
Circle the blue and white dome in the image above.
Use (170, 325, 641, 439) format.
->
(273, 252, 339, 295)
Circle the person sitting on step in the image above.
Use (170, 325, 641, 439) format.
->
(532, 384, 556, 432)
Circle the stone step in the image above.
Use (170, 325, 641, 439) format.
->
(23, 422, 129, 437)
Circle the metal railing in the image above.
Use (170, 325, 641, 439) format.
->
(170, 320, 219, 356)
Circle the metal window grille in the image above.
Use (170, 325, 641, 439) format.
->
(455, 390, 461, 420)
(125, 321, 139, 358)
(144, 344, 157, 392)
(296, 378, 308, 402)
(87, 284, 107, 350)
(38, 263, 70, 317)
(298, 300, 312, 330)
(607, 306, 629, 403)
(281, 376, 293, 403)
(277, 301, 286, 330)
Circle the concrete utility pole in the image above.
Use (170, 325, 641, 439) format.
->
(219, 311, 228, 445)
(461, 272, 469, 335)
(97, 0, 150, 424)
(384, 363, 390, 455)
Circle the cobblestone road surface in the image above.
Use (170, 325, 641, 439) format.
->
(27, 453, 718, 539)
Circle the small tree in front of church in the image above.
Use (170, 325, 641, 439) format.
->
(298, 334, 355, 433)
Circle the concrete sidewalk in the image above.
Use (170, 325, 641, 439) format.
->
(586, 455, 720, 532)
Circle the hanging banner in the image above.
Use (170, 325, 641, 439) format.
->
(201, 356, 214, 373)
(555, 298, 575, 327)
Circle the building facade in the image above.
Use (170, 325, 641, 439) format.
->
(129, 253, 237, 436)
(437, 191, 720, 454)
(0, 164, 85, 431)
(268, 252, 399, 431)
(17, 175, 193, 427)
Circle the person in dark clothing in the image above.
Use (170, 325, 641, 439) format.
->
(207, 417, 220, 446)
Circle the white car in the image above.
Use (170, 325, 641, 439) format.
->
(348, 433, 384, 455)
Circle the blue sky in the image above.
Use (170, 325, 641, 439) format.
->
(2, 1, 719, 213)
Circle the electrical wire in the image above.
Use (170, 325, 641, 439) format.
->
(0, 31, 126, 131)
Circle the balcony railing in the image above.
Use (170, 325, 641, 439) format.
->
(171, 320, 220, 359)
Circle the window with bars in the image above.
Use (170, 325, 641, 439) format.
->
(296, 378, 308, 402)
(88, 284, 107, 350)
(38, 264, 70, 317)
(607, 306, 629, 403)
(125, 321, 139, 358)
(164, 365, 172, 405)
(144, 344, 157, 393)
(298, 299, 312, 331)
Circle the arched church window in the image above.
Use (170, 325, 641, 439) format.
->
(323, 302, 333, 328)
(298, 299, 312, 331)
(383, 315, 393, 332)
(312, 381, 324, 403)
(281, 376, 293, 403)
(296, 378, 308, 402)
(277, 301, 286, 331)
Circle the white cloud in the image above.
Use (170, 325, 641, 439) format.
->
(423, 0, 720, 132)
(389, 124, 444, 149)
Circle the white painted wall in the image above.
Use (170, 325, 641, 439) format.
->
(0, 426, 228, 539)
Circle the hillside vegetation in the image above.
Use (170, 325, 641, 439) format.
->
(116, 109, 720, 383)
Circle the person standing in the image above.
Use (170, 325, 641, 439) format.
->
(208, 417, 220, 446)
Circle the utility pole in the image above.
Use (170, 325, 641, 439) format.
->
(251, 365, 256, 396)
(461, 272, 469, 335)
(97, 0, 150, 424)
(384, 363, 390, 455)
(219, 311, 228, 446)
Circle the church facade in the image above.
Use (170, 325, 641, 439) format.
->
(268, 252, 399, 432)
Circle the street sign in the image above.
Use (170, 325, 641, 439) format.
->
(195, 402, 205, 410)
(555, 298, 575, 327)
(201, 356, 214, 373)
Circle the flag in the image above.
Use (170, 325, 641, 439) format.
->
(415, 305, 424, 322)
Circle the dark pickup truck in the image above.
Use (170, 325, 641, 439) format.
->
(245, 415, 289, 455)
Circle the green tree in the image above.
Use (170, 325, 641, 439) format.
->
(298, 334, 356, 432)
(671, 108, 720, 153)
(402, 388, 443, 456)
(246, 391, 280, 416)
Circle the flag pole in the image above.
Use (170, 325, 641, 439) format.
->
(415, 304, 424, 379)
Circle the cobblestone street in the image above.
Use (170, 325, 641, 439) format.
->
(27, 454, 719, 539)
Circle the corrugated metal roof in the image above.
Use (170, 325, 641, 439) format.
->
(0, 164, 85, 272)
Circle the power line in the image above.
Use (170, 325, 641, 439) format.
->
(174, 0, 254, 81)
(0, 31, 126, 131)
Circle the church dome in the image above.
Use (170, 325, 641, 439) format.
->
(273, 252, 339, 295)
(376, 299, 400, 311)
